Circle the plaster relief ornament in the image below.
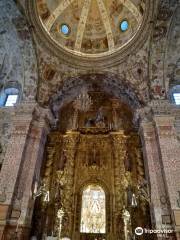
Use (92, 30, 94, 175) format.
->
(27, 0, 153, 67)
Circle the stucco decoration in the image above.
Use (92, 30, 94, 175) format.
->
(27, 0, 153, 68)
(0, 0, 38, 101)
(49, 73, 142, 118)
(36, 39, 150, 109)
(165, 6, 180, 92)
(149, 0, 178, 99)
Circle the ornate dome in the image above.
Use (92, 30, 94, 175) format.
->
(28, 0, 152, 67)
(36, 0, 146, 56)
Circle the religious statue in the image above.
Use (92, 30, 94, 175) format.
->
(137, 179, 150, 203)
(95, 107, 106, 127)
(58, 150, 67, 171)
(57, 209, 64, 240)
(33, 180, 49, 202)
(84, 107, 107, 128)
(122, 207, 132, 240)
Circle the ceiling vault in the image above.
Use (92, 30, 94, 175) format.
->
(119, 0, 142, 23)
(74, 0, 92, 51)
(35, 0, 148, 59)
(96, 0, 115, 50)
(45, 0, 75, 31)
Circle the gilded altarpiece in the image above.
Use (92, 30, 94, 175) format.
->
(31, 93, 151, 240)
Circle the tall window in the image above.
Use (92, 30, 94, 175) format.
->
(169, 85, 180, 106)
(5, 94, 18, 106)
(80, 185, 106, 234)
(0, 87, 19, 107)
(173, 93, 180, 105)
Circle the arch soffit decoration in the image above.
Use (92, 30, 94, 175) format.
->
(48, 74, 142, 118)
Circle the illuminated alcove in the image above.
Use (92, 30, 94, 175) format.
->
(80, 185, 106, 234)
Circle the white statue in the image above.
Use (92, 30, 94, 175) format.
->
(122, 207, 131, 240)
(57, 209, 64, 240)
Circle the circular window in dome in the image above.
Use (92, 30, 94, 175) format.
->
(120, 20, 129, 32)
(60, 24, 70, 36)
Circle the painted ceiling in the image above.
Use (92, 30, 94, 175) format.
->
(36, 0, 145, 57)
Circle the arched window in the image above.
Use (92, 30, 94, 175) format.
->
(0, 84, 20, 107)
(80, 185, 106, 234)
(169, 85, 180, 106)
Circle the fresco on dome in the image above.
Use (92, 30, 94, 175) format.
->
(36, 0, 146, 56)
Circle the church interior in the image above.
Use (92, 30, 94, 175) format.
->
(0, 0, 180, 239)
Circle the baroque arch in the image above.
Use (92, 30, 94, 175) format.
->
(48, 73, 143, 120)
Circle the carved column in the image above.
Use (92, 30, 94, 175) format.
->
(0, 102, 36, 239)
(139, 120, 170, 230)
(111, 131, 127, 239)
(61, 131, 79, 239)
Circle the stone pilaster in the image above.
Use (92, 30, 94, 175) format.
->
(153, 115, 180, 210)
(111, 131, 127, 238)
(0, 102, 36, 238)
(61, 131, 79, 239)
(150, 100, 180, 239)
(13, 107, 53, 239)
(0, 103, 53, 240)
(139, 120, 171, 231)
